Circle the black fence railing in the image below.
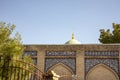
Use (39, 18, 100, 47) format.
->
(0, 56, 43, 80)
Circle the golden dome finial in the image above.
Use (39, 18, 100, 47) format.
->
(65, 33, 80, 44)
(72, 33, 75, 39)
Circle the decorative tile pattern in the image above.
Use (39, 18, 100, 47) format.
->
(45, 58, 76, 74)
(85, 51, 119, 75)
(32, 58, 37, 65)
(23, 51, 37, 56)
(85, 51, 119, 56)
(23, 51, 37, 65)
(46, 51, 76, 56)
(85, 58, 119, 74)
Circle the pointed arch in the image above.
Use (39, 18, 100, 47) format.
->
(47, 63, 73, 80)
(47, 63, 74, 75)
(86, 64, 119, 80)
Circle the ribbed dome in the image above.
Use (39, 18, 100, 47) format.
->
(65, 33, 80, 44)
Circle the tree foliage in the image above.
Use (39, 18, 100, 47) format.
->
(99, 23, 120, 43)
(0, 22, 24, 59)
(0, 22, 34, 79)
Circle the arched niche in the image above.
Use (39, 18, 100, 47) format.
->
(48, 63, 73, 80)
(86, 64, 119, 80)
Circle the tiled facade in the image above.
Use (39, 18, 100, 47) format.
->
(24, 44, 120, 80)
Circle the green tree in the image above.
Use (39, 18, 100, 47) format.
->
(0, 22, 33, 80)
(99, 23, 120, 43)
(0, 22, 23, 59)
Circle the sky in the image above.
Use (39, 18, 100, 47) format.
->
(0, 0, 120, 44)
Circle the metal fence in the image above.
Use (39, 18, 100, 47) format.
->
(0, 56, 43, 80)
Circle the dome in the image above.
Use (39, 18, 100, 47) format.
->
(65, 33, 80, 44)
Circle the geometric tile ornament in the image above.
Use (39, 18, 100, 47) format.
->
(46, 51, 76, 56)
(45, 51, 76, 74)
(85, 51, 119, 75)
(23, 51, 37, 65)
(85, 51, 119, 56)
(45, 58, 76, 74)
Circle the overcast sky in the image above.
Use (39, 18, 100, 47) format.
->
(0, 0, 120, 44)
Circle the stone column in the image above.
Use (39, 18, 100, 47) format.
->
(76, 48, 85, 80)
(37, 49, 46, 75)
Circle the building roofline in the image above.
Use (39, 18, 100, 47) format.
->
(23, 43, 120, 46)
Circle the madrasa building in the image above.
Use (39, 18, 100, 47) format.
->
(23, 33, 120, 80)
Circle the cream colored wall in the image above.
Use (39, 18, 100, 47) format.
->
(24, 44, 120, 80)
(84, 45, 120, 80)
(86, 64, 119, 80)
(76, 48, 85, 80)
(49, 63, 73, 80)
(37, 50, 45, 73)
(24, 45, 46, 74)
